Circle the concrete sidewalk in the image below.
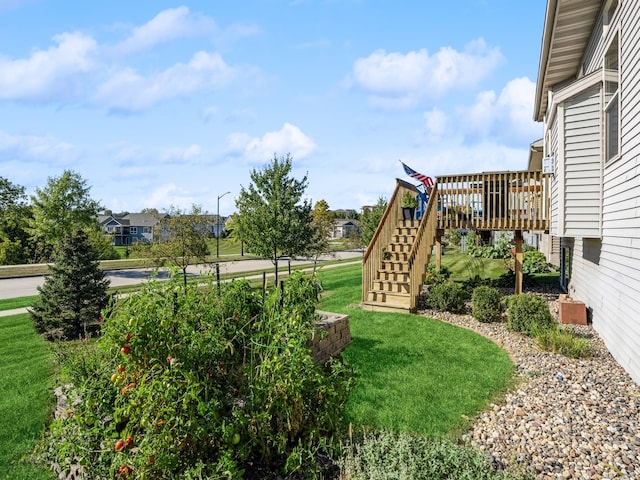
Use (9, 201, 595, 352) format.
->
(0, 253, 362, 317)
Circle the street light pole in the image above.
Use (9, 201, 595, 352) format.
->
(216, 191, 230, 257)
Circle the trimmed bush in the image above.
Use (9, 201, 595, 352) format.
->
(471, 286, 504, 323)
(506, 293, 555, 336)
(425, 281, 467, 313)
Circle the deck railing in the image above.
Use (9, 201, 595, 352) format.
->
(435, 170, 550, 231)
(407, 183, 438, 311)
(362, 179, 417, 304)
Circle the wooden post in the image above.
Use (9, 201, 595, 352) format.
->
(435, 229, 443, 271)
(514, 230, 523, 294)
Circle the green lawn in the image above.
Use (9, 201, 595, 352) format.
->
(2, 259, 515, 477)
(436, 245, 508, 281)
(318, 263, 514, 438)
(0, 314, 53, 480)
(0, 296, 39, 311)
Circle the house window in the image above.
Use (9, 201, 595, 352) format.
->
(604, 0, 619, 27)
(604, 34, 619, 162)
(130, 227, 138, 235)
(143, 226, 152, 234)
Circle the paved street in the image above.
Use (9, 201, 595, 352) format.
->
(0, 250, 363, 302)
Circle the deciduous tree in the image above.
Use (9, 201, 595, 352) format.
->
(235, 154, 313, 286)
(142, 205, 210, 288)
(29, 170, 102, 261)
(307, 199, 334, 271)
(360, 196, 388, 246)
(0, 176, 32, 264)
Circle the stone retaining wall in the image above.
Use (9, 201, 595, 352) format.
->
(309, 310, 351, 363)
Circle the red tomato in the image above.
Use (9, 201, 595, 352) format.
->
(117, 464, 132, 479)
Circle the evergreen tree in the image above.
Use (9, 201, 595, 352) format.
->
(30, 229, 110, 339)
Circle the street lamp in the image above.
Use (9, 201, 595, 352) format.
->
(216, 191, 230, 257)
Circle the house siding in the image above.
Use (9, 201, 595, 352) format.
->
(563, 88, 602, 237)
(554, 1, 640, 383)
(538, 1, 640, 382)
(549, 115, 560, 235)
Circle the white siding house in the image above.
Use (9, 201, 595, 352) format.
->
(535, 0, 640, 383)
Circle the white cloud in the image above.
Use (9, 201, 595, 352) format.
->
(226, 123, 317, 162)
(146, 183, 197, 210)
(0, 9, 258, 110)
(348, 38, 504, 109)
(113, 6, 216, 55)
(161, 144, 203, 163)
(459, 77, 540, 145)
(423, 108, 449, 142)
(0, 129, 77, 163)
(0, 32, 97, 101)
(93, 51, 235, 111)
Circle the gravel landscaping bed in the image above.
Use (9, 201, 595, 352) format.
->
(418, 286, 640, 479)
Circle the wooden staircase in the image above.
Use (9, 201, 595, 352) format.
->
(364, 220, 417, 312)
(362, 180, 439, 313)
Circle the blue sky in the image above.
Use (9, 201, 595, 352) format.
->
(0, 0, 546, 215)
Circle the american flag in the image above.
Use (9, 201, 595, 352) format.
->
(400, 161, 433, 188)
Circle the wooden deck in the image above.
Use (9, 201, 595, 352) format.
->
(435, 171, 550, 231)
(362, 170, 550, 312)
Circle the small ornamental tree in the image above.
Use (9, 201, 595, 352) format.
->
(307, 199, 335, 271)
(148, 205, 210, 288)
(360, 196, 387, 246)
(30, 228, 110, 339)
(235, 154, 314, 286)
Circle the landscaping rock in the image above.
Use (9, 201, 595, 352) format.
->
(418, 285, 640, 479)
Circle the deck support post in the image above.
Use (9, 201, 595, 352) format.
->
(435, 229, 444, 271)
(514, 230, 523, 294)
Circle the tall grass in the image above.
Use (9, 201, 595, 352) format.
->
(318, 264, 514, 437)
(0, 314, 53, 479)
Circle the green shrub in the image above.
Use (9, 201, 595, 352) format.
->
(339, 430, 534, 480)
(424, 264, 451, 285)
(506, 294, 555, 336)
(468, 233, 512, 259)
(471, 286, 504, 323)
(425, 281, 467, 313)
(536, 327, 592, 358)
(36, 271, 353, 479)
(522, 250, 551, 274)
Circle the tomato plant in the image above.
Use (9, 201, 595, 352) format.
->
(36, 273, 353, 478)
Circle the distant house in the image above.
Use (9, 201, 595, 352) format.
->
(97, 212, 166, 246)
(331, 219, 361, 239)
(534, 0, 640, 382)
(98, 212, 227, 245)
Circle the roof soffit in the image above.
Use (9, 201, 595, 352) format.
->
(534, 0, 602, 122)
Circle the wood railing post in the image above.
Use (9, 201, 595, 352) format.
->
(514, 230, 523, 294)
(435, 230, 443, 271)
